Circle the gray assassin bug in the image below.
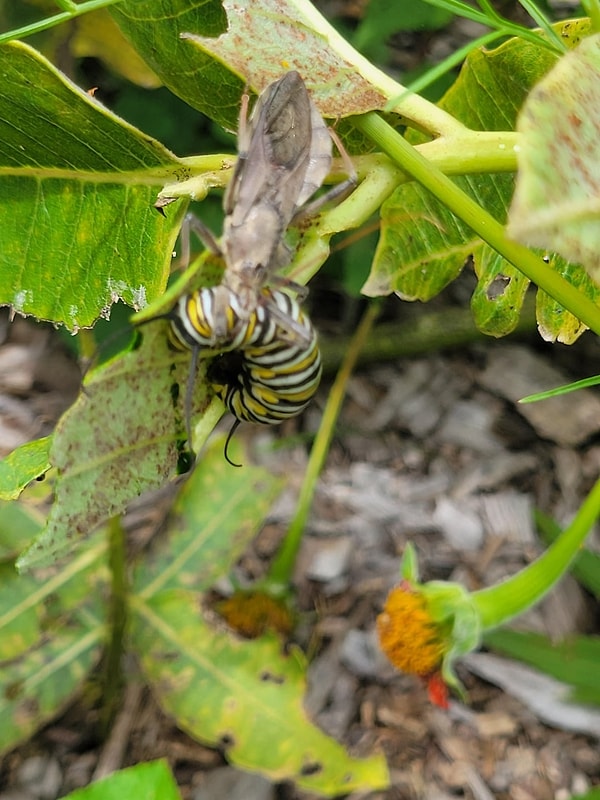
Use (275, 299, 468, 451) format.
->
(172, 70, 357, 350)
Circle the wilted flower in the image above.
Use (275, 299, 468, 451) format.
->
(217, 590, 294, 638)
(374, 471, 600, 707)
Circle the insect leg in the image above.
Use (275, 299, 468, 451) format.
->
(236, 87, 251, 154)
(183, 342, 201, 459)
(181, 213, 223, 262)
(267, 276, 308, 303)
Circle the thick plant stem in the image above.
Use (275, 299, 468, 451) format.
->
(319, 299, 536, 374)
(353, 112, 600, 338)
(474, 477, 600, 629)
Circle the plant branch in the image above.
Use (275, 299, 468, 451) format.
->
(423, 0, 565, 53)
(319, 300, 537, 374)
(353, 112, 600, 337)
(0, 0, 124, 43)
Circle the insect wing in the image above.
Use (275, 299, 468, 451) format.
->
(292, 91, 332, 213)
(224, 72, 311, 222)
(223, 72, 333, 280)
(257, 71, 332, 224)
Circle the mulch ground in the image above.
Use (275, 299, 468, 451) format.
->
(1, 304, 599, 800)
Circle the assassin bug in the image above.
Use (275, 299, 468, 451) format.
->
(175, 70, 357, 349)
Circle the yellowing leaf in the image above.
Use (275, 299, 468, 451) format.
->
(17, 324, 213, 570)
(113, 0, 387, 124)
(0, 530, 108, 754)
(508, 34, 600, 283)
(133, 590, 389, 795)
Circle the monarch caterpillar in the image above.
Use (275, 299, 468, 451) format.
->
(168, 288, 322, 417)
(168, 284, 290, 353)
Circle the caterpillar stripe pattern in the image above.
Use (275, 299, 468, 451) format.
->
(208, 313, 322, 425)
(168, 287, 322, 427)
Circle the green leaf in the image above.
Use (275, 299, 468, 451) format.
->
(111, 0, 241, 130)
(507, 33, 600, 284)
(133, 437, 284, 596)
(0, 436, 52, 500)
(364, 21, 599, 341)
(17, 323, 213, 570)
(112, 0, 388, 126)
(0, 531, 108, 754)
(0, 500, 45, 561)
(471, 244, 530, 337)
(59, 760, 182, 800)
(0, 40, 186, 329)
(534, 252, 595, 343)
(130, 449, 388, 793)
(484, 628, 600, 706)
(132, 589, 389, 795)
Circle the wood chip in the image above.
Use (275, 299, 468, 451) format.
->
(480, 491, 536, 544)
(480, 345, 600, 445)
(464, 653, 600, 736)
(433, 496, 485, 550)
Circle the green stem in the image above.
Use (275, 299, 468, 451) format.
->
(516, 0, 567, 49)
(297, 130, 520, 285)
(98, 515, 127, 736)
(0, 0, 124, 43)
(353, 112, 600, 337)
(417, 131, 520, 175)
(319, 300, 536, 374)
(266, 303, 381, 592)
(424, 0, 565, 53)
(536, 510, 600, 599)
(339, 131, 521, 222)
(582, 0, 600, 31)
(474, 477, 600, 628)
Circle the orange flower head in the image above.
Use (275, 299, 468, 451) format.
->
(377, 583, 445, 677)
